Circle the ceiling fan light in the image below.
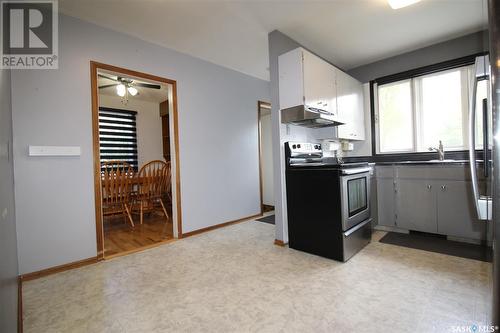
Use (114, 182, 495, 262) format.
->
(116, 84, 126, 97)
(388, 0, 421, 9)
(128, 86, 138, 96)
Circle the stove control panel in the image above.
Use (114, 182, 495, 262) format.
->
(287, 142, 322, 157)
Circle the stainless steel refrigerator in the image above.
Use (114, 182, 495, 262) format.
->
(469, 0, 500, 326)
(490, 0, 500, 326)
(469, 0, 499, 325)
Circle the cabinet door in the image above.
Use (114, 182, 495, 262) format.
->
(376, 178, 395, 227)
(370, 177, 378, 226)
(336, 69, 350, 125)
(302, 50, 336, 115)
(396, 180, 437, 233)
(352, 82, 365, 140)
(337, 71, 365, 140)
(278, 48, 304, 110)
(437, 181, 486, 240)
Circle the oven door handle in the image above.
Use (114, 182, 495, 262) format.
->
(343, 218, 372, 237)
(341, 167, 371, 175)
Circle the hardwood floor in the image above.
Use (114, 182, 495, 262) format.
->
(103, 211, 174, 257)
(262, 204, 275, 213)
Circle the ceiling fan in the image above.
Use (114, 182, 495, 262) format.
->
(98, 74, 161, 97)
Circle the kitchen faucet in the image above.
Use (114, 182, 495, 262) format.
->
(428, 140, 445, 161)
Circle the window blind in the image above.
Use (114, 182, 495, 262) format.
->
(99, 107, 138, 171)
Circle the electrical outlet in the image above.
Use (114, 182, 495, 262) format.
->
(1, 208, 7, 220)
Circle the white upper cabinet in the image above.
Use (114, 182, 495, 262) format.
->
(302, 50, 337, 116)
(278, 47, 365, 139)
(278, 48, 304, 111)
(279, 48, 337, 118)
(336, 69, 365, 141)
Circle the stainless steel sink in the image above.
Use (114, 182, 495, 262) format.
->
(428, 159, 457, 163)
(378, 159, 470, 166)
(389, 159, 467, 165)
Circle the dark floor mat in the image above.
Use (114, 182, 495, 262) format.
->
(379, 232, 492, 262)
(256, 215, 275, 225)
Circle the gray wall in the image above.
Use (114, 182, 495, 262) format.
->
(348, 30, 489, 83)
(11, 15, 270, 275)
(268, 30, 302, 243)
(0, 68, 19, 332)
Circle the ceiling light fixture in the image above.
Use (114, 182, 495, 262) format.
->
(388, 0, 421, 9)
(116, 84, 126, 97)
(127, 86, 138, 96)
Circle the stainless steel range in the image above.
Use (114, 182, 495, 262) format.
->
(285, 141, 372, 261)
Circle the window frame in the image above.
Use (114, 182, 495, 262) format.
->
(374, 78, 415, 154)
(370, 52, 488, 159)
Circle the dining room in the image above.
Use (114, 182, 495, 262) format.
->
(95, 66, 177, 258)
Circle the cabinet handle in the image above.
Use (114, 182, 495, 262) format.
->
(427, 184, 432, 190)
(441, 185, 446, 190)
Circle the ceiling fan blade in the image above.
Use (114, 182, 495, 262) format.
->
(99, 84, 119, 89)
(98, 74, 119, 82)
(134, 82, 161, 89)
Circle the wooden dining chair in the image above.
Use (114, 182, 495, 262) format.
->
(101, 161, 135, 227)
(136, 160, 171, 224)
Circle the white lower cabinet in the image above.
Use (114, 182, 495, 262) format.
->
(436, 180, 486, 240)
(376, 166, 487, 241)
(376, 178, 396, 227)
(396, 180, 437, 233)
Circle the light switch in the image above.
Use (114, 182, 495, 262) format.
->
(28, 145, 81, 157)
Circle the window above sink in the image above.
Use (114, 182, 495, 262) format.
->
(373, 55, 489, 155)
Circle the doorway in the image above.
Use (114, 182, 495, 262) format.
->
(258, 101, 274, 213)
(90, 62, 182, 259)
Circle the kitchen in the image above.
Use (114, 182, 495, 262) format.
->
(270, 0, 498, 326)
(2, 0, 499, 331)
(276, 44, 491, 258)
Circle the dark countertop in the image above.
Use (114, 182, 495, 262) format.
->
(343, 156, 486, 166)
(342, 150, 489, 166)
(374, 160, 476, 166)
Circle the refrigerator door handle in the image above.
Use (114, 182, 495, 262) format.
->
(483, 98, 489, 178)
(469, 57, 492, 221)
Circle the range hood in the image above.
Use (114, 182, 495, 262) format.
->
(281, 105, 344, 128)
